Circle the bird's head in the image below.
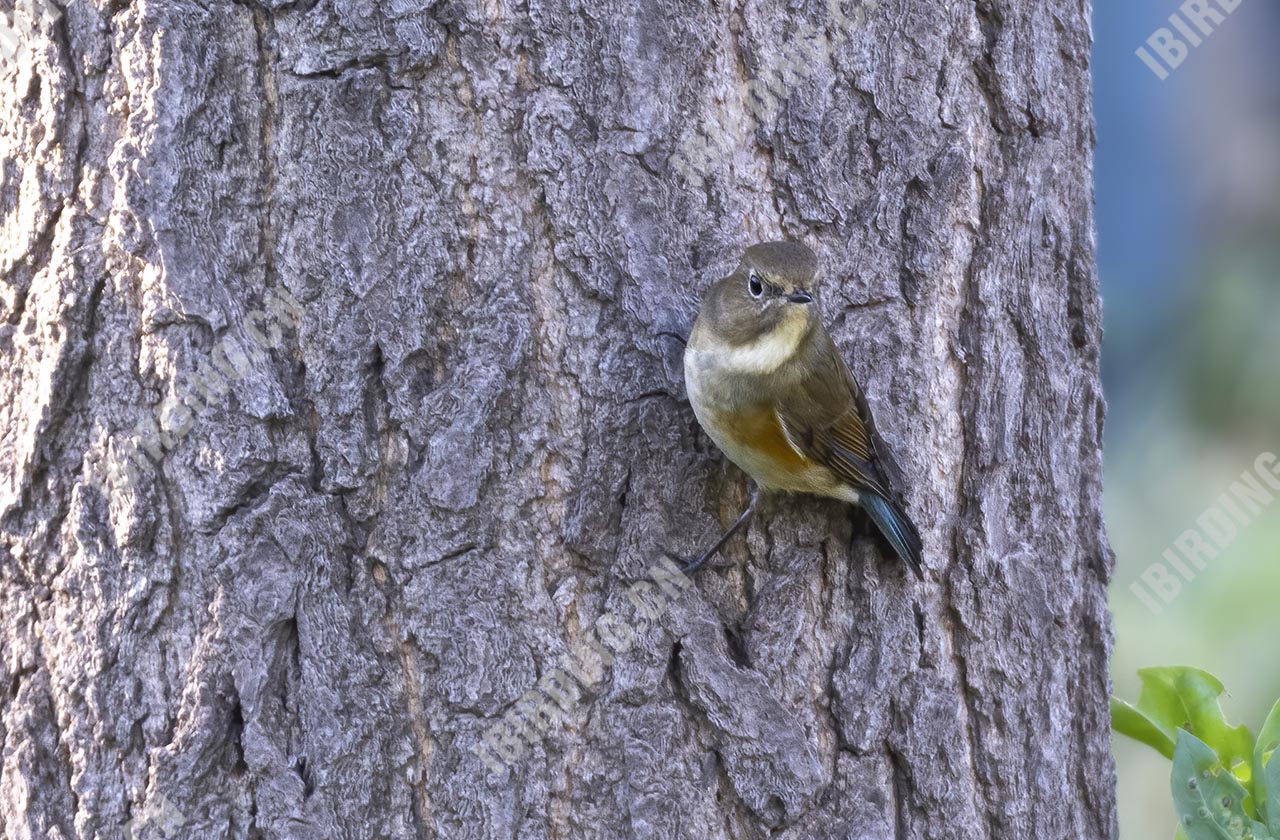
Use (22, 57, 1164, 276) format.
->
(739, 241, 820, 305)
(695, 241, 822, 349)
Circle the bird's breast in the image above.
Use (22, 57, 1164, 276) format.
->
(684, 347, 836, 494)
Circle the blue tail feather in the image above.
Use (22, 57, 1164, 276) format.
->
(860, 493, 924, 580)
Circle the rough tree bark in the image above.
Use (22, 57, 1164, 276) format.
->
(1, 0, 1114, 836)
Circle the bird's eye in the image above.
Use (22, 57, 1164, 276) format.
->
(748, 272, 764, 298)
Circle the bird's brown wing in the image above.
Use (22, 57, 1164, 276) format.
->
(776, 328, 925, 578)
(775, 332, 898, 499)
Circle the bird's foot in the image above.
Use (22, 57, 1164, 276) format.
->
(662, 547, 720, 575)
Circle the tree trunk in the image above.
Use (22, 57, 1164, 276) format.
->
(1, 0, 1114, 836)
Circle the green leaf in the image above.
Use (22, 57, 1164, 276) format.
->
(1268, 756, 1280, 837)
(1115, 694, 1179, 758)
(1172, 730, 1273, 840)
(1112, 667, 1254, 769)
(1254, 698, 1280, 833)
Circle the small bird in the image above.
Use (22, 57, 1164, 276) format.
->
(681, 241, 923, 579)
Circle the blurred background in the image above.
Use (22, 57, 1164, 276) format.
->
(1094, 0, 1280, 836)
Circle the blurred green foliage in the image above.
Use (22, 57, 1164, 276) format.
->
(1113, 666, 1280, 839)
(1180, 252, 1280, 438)
(1108, 252, 1280, 838)
(1097, 1, 1280, 835)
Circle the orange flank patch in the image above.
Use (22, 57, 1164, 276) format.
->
(724, 405, 809, 472)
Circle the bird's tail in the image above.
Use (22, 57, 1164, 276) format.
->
(861, 492, 924, 580)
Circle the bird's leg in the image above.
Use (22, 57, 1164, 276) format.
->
(679, 486, 760, 574)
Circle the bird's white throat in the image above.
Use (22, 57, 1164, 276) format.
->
(692, 308, 809, 375)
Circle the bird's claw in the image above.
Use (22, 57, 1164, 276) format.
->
(662, 547, 715, 575)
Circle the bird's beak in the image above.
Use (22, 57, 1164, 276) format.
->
(786, 290, 813, 304)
